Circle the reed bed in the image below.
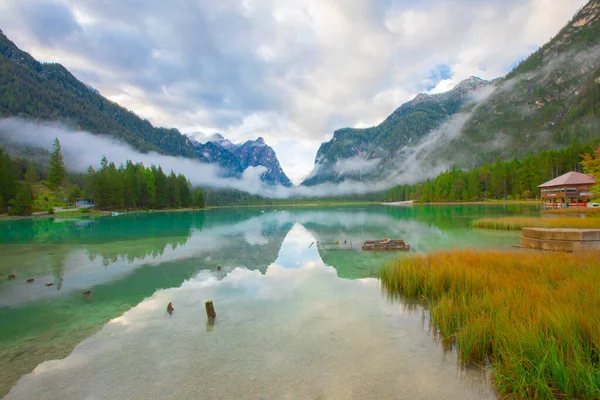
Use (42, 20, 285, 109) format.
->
(380, 250, 600, 399)
(472, 216, 600, 230)
(543, 207, 600, 215)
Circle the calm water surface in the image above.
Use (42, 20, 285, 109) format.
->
(0, 204, 538, 399)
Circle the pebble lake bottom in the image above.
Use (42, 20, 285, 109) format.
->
(0, 204, 537, 399)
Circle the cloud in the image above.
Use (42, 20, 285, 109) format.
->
(0, 117, 461, 198)
(0, 0, 586, 180)
(334, 156, 381, 175)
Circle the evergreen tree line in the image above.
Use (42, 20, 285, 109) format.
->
(385, 139, 598, 203)
(85, 156, 204, 210)
(203, 188, 385, 207)
(0, 138, 205, 216)
(1, 35, 195, 158)
(0, 149, 38, 216)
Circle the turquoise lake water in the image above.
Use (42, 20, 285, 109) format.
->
(0, 204, 539, 399)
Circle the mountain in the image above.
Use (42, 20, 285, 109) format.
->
(302, 76, 495, 186)
(303, 0, 600, 186)
(234, 137, 292, 186)
(0, 30, 292, 186)
(191, 134, 293, 186)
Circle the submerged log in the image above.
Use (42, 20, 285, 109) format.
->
(205, 300, 216, 320)
(362, 239, 409, 251)
(167, 302, 174, 315)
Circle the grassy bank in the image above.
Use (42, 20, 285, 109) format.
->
(380, 250, 600, 399)
(543, 207, 600, 215)
(472, 216, 600, 230)
(412, 199, 540, 205)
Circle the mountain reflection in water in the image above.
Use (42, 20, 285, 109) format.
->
(1, 205, 532, 398)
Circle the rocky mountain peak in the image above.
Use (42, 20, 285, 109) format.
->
(209, 133, 225, 141)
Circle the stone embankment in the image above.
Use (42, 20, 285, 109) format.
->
(521, 228, 600, 251)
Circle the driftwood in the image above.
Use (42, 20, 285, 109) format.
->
(362, 239, 409, 251)
(205, 300, 216, 320)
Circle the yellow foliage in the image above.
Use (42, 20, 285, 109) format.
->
(472, 216, 600, 230)
(381, 250, 600, 399)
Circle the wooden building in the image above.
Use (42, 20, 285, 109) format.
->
(538, 171, 596, 207)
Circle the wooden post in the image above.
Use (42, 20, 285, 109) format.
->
(205, 300, 216, 320)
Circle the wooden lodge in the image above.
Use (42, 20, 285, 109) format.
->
(538, 172, 596, 207)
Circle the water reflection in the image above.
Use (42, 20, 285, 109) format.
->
(5, 224, 494, 399)
(0, 205, 530, 397)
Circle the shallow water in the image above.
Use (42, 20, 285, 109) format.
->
(0, 204, 537, 399)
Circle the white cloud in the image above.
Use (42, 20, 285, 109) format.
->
(335, 156, 381, 175)
(0, 0, 587, 181)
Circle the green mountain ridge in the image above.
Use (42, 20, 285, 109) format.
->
(0, 29, 197, 157)
(0, 30, 293, 186)
(303, 0, 600, 187)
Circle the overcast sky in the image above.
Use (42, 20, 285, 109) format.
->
(0, 0, 587, 183)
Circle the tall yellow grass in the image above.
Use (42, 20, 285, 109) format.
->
(543, 207, 600, 215)
(380, 250, 600, 399)
(472, 216, 600, 230)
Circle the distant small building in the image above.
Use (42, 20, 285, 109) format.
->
(538, 171, 596, 207)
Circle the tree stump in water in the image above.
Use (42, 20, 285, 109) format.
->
(205, 300, 216, 320)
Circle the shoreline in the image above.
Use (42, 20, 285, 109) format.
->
(1, 200, 549, 221)
(404, 200, 541, 205)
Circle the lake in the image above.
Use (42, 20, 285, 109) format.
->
(0, 204, 538, 399)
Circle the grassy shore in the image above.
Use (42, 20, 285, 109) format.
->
(380, 249, 600, 399)
(543, 207, 600, 215)
(411, 199, 540, 205)
(0, 209, 110, 221)
(472, 216, 600, 230)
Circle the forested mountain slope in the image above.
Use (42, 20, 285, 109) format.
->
(0, 30, 292, 186)
(304, 0, 600, 186)
(0, 29, 196, 157)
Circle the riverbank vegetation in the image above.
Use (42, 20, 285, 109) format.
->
(0, 138, 205, 216)
(385, 139, 598, 203)
(380, 249, 600, 399)
(472, 216, 600, 230)
(204, 187, 384, 207)
(542, 207, 600, 214)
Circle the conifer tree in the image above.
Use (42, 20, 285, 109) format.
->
(47, 138, 66, 198)
(25, 163, 38, 185)
(178, 175, 192, 207)
(9, 182, 34, 216)
(0, 150, 18, 211)
(193, 187, 205, 209)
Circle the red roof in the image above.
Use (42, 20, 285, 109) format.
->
(538, 171, 596, 188)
